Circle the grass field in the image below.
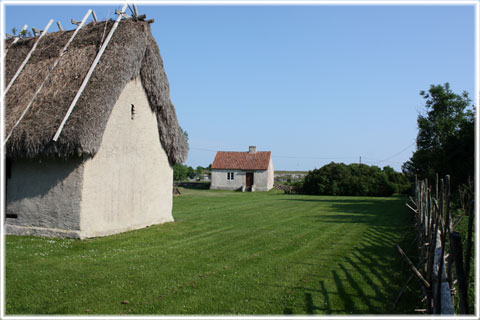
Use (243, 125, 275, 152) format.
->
(5, 189, 421, 315)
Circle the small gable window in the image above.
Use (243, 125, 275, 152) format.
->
(227, 172, 234, 180)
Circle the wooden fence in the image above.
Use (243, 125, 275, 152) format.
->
(394, 175, 474, 314)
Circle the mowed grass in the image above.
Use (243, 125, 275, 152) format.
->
(5, 189, 421, 315)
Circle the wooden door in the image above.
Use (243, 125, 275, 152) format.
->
(246, 172, 254, 189)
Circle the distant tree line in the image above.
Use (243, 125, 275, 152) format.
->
(174, 164, 211, 181)
(302, 162, 410, 197)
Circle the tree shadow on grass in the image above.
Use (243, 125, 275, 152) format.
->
(259, 196, 417, 315)
(278, 229, 418, 314)
(299, 197, 407, 230)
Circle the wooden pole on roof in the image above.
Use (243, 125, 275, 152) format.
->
(4, 10, 93, 145)
(52, 4, 128, 142)
(3, 19, 53, 95)
(4, 25, 27, 58)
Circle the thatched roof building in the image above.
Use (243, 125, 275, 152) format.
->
(5, 19, 187, 164)
(5, 18, 188, 238)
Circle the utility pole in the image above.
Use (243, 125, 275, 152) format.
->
(359, 156, 362, 164)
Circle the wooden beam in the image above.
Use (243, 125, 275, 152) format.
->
(92, 10, 98, 23)
(32, 27, 42, 37)
(406, 203, 417, 213)
(57, 21, 63, 31)
(4, 10, 92, 145)
(395, 244, 430, 289)
(53, 4, 128, 142)
(392, 274, 414, 309)
(3, 19, 53, 96)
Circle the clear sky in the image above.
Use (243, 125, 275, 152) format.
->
(2, 1, 476, 171)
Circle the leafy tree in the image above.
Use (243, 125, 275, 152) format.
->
(173, 163, 195, 181)
(173, 163, 188, 181)
(402, 83, 474, 192)
(186, 166, 195, 179)
(196, 166, 203, 177)
(383, 166, 411, 194)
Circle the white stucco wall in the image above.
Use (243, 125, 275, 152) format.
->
(252, 158, 273, 191)
(5, 158, 84, 238)
(267, 157, 274, 190)
(210, 170, 246, 191)
(80, 78, 173, 238)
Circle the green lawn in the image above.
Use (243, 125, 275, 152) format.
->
(5, 189, 421, 315)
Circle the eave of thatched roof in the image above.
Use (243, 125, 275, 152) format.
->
(4, 19, 188, 165)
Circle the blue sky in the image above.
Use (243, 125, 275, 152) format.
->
(3, 2, 476, 171)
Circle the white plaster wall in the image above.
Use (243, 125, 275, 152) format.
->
(267, 157, 274, 190)
(254, 158, 274, 191)
(210, 170, 246, 190)
(211, 164, 273, 192)
(253, 170, 270, 191)
(5, 158, 83, 238)
(80, 78, 173, 238)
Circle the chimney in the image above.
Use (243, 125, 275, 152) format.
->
(249, 146, 256, 154)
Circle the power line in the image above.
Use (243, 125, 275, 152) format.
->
(190, 144, 414, 167)
(273, 155, 357, 160)
(190, 147, 357, 160)
(190, 147, 217, 152)
(379, 141, 416, 163)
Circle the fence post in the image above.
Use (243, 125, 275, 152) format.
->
(464, 200, 474, 286)
(450, 231, 468, 314)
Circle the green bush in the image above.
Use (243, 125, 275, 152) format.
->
(303, 162, 401, 197)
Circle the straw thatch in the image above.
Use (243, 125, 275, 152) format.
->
(4, 19, 188, 164)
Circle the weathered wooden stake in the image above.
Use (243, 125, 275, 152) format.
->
(395, 244, 430, 289)
(436, 178, 450, 314)
(464, 200, 474, 286)
(450, 231, 468, 314)
(393, 274, 414, 310)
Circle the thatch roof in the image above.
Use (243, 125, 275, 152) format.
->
(4, 19, 188, 165)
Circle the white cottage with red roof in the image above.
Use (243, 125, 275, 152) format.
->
(210, 146, 274, 192)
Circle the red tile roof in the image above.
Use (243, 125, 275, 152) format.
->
(212, 151, 272, 170)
